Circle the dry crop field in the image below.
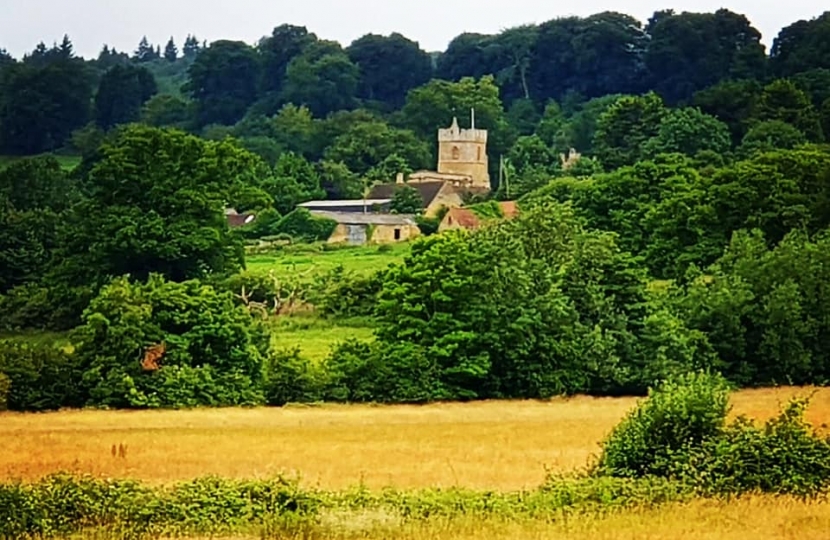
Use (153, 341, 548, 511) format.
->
(1, 387, 828, 490)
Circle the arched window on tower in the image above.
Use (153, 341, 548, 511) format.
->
(452, 146, 460, 160)
(477, 146, 482, 161)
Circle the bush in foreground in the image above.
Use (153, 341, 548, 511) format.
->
(595, 371, 830, 496)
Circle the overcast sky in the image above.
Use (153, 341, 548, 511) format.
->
(1, 0, 826, 59)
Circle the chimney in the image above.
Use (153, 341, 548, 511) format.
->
(396, 172, 404, 184)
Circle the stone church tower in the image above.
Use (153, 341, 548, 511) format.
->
(436, 115, 490, 190)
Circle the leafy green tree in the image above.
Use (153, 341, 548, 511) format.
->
(756, 79, 824, 142)
(821, 98, 830, 142)
(55, 125, 270, 289)
(389, 185, 423, 214)
(792, 68, 830, 106)
(644, 9, 766, 103)
(738, 121, 807, 156)
(140, 94, 193, 129)
(185, 40, 261, 126)
(73, 274, 269, 408)
(506, 98, 541, 136)
(265, 152, 324, 214)
(368, 202, 711, 401)
(0, 58, 94, 154)
(0, 157, 76, 293)
(529, 14, 647, 103)
(643, 107, 731, 157)
(693, 79, 762, 144)
(770, 12, 830, 76)
(593, 92, 667, 170)
(95, 65, 158, 129)
(436, 33, 495, 82)
(556, 94, 621, 153)
(258, 25, 317, 96)
(676, 229, 830, 385)
(318, 159, 361, 199)
(488, 25, 539, 102)
(324, 120, 431, 176)
(163, 37, 178, 62)
(347, 33, 433, 108)
(281, 41, 359, 117)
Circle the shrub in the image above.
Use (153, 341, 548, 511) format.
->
(310, 266, 383, 318)
(72, 274, 269, 409)
(0, 372, 9, 411)
(275, 208, 337, 243)
(688, 397, 830, 496)
(0, 340, 83, 411)
(595, 371, 731, 478)
(264, 347, 324, 406)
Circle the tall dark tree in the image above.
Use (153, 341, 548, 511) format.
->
(182, 34, 202, 59)
(281, 41, 359, 117)
(163, 37, 178, 62)
(771, 12, 830, 76)
(693, 79, 762, 144)
(185, 40, 261, 126)
(95, 45, 130, 70)
(436, 33, 495, 82)
(528, 13, 647, 104)
(134, 36, 159, 63)
(95, 65, 158, 129)
(644, 9, 766, 103)
(258, 24, 317, 96)
(0, 57, 94, 154)
(347, 33, 433, 109)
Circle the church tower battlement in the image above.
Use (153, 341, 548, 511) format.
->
(436, 115, 490, 190)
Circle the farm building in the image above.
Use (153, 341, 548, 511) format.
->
(438, 201, 520, 232)
(298, 199, 392, 213)
(309, 210, 421, 245)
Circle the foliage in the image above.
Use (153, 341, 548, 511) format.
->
(673, 229, 830, 387)
(72, 274, 269, 408)
(94, 64, 158, 129)
(0, 340, 83, 411)
(389, 185, 424, 214)
(595, 371, 830, 496)
(594, 93, 667, 170)
(54, 125, 269, 292)
(595, 372, 731, 478)
(273, 208, 337, 243)
(264, 347, 324, 405)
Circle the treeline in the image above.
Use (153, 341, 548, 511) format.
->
(0, 10, 829, 178)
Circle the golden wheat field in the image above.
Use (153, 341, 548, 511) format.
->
(1, 387, 828, 490)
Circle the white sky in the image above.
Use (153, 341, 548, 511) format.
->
(1, 0, 826, 59)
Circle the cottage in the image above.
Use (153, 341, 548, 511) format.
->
(309, 210, 421, 246)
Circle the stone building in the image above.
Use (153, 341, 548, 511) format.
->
(309, 210, 421, 246)
(367, 175, 466, 218)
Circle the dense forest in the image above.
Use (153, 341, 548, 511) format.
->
(2, 8, 830, 410)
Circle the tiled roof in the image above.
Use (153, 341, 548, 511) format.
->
(442, 207, 482, 229)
